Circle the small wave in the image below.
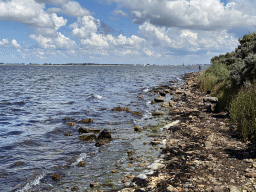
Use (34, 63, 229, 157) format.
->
(72, 153, 87, 166)
(143, 88, 150, 92)
(95, 95, 103, 99)
(86, 94, 103, 100)
(17, 173, 45, 192)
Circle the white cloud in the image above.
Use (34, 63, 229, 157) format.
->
(61, 1, 91, 17)
(11, 39, 21, 48)
(0, 39, 9, 47)
(107, 0, 256, 30)
(113, 10, 129, 18)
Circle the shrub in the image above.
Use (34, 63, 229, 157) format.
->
(230, 81, 256, 141)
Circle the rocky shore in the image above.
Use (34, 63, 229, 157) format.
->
(119, 72, 256, 192)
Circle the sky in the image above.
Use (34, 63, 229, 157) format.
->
(0, 0, 256, 65)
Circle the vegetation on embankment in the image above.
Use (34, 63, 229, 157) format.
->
(199, 32, 256, 142)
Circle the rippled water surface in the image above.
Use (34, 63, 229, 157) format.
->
(0, 65, 208, 191)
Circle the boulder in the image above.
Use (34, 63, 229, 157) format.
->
(78, 127, 90, 134)
(134, 126, 141, 132)
(79, 134, 97, 141)
(203, 97, 218, 103)
(154, 96, 164, 102)
(97, 129, 112, 140)
(152, 111, 163, 116)
(78, 118, 93, 124)
(95, 140, 111, 147)
(159, 91, 166, 96)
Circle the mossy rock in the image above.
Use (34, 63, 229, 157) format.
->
(79, 134, 97, 141)
(77, 161, 86, 167)
(78, 118, 93, 124)
(97, 129, 112, 140)
(131, 111, 141, 116)
(89, 129, 100, 134)
(134, 126, 141, 132)
(52, 173, 62, 181)
(66, 122, 75, 126)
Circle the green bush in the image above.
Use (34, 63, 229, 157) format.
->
(230, 81, 256, 141)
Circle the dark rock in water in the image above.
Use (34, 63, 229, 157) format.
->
(62, 117, 74, 121)
(77, 161, 86, 167)
(79, 134, 97, 141)
(97, 129, 112, 140)
(132, 111, 141, 116)
(122, 107, 130, 112)
(95, 139, 111, 147)
(71, 186, 79, 191)
(127, 150, 135, 156)
(66, 122, 75, 126)
(159, 91, 166, 96)
(10, 161, 25, 168)
(64, 132, 72, 136)
(90, 182, 99, 187)
(112, 106, 123, 111)
(134, 126, 141, 132)
(132, 176, 149, 187)
(52, 173, 62, 181)
(78, 118, 93, 124)
(78, 127, 90, 134)
(154, 96, 164, 102)
(152, 111, 163, 116)
(89, 129, 100, 134)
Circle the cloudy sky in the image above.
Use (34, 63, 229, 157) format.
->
(0, 0, 256, 65)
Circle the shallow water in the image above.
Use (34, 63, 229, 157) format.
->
(0, 65, 208, 191)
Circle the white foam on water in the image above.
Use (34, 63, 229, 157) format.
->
(143, 88, 150, 92)
(72, 153, 87, 166)
(17, 173, 45, 192)
(95, 94, 103, 99)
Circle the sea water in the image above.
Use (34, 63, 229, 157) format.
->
(0, 65, 208, 191)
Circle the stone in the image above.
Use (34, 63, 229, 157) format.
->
(95, 140, 111, 147)
(162, 103, 169, 107)
(154, 96, 164, 102)
(159, 91, 166, 96)
(148, 162, 165, 170)
(71, 186, 79, 191)
(203, 97, 218, 103)
(90, 182, 99, 187)
(152, 111, 163, 116)
(66, 122, 75, 126)
(77, 161, 86, 167)
(78, 118, 93, 124)
(134, 126, 141, 132)
(167, 185, 175, 192)
(171, 86, 178, 90)
(175, 89, 183, 94)
(229, 186, 240, 192)
(52, 173, 62, 181)
(97, 129, 112, 140)
(78, 127, 90, 134)
(89, 129, 100, 133)
(163, 120, 180, 129)
(79, 134, 97, 141)
(62, 117, 74, 121)
(137, 174, 147, 179)
(127, 150, 135, 156)
(132, 111, 141, 116)
(169, 101, 176, 107)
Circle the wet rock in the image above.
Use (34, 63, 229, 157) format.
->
(89, 129, 100, 133)
(78, 127, 90, 134)
(148, 162, 165, 170)
(169, 101, 176, 107)
(163, 120, 180, 129)
(78, 118, 93, 124)
(171, 86, 178, 90)
(64, 132, 72, 136)
(95, 139, 111, 147)
(154, 96, 164, 102)
(162, 103, 169, 107)
(132, 111, 141, 116)
(152, 111, 163, 116)
(137, 174, 147, 179)
(62, 117, 74, 121)
(66, 122, 75, 126)
(79, 134, 97, 141)
(203, 97, 218, 103)
(123, 107, 131, 112)
(138, 95, 144, 98)
(159, 91, 166, 96)
(132, 176, 148, 187)
(71, 186, 79, 191)
(127, 150, 135, 156)
(52, 173, 62, 181)
(77, 161, 86, 167)
(175, 89, 183, 94)
(134, 126, 141, 132)
(97, 129, 112, 140)
(90, 182, 99, 187)
(112, 106, 123, 111)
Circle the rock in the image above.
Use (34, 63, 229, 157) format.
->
(123, 107, 130, 112)
(175, 89, 183, 94)
(71, 186, 79, 191)
(152, 111, 163, 116)
(167, 185, 175, 192)
(127, 150, 135, 156)
(64, 132, 72, 136)
(203, 97, 218, 103)
(148, 162, 165, 170)
(228, 186, 240, 192)
(52, 173, 62, 181)
(66, 122, 75, 126)
(163, 120, 180, 129)
(171, 86, 178, 90)
(90, 182, 99, 187)
(112, 106, 123, 111)
(97, 129, 112, 140)
(62, 117, 74, 121)
(165, 89, 170, 93)
(169, 101, 176, 107)
(95, 139, 111, 147)
(162, 103, 169, 107)
(134, 126, 141, 132)
(132, 111, 141, 116)
(79, 134, 97, 141)
(78, 118, 93, 124)
(150, 140, 161, 145)
(159, 91, 166, 96)
(137, 174, 147, 179)
(154, 96, 164, 102)
(213, 186, 225, 192)
(89, 129, 100, 133)
(77, 161, 86, 167)
(78, 127, 90, 134)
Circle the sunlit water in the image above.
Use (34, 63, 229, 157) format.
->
(0, 65, 208, 191)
